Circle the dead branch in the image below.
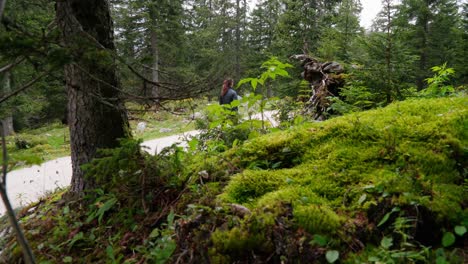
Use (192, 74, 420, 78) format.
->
(0, 121, 36, 264)
(0, 69, 52, 105)
(0, 57, 25, 74)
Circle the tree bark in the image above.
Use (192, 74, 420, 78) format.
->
(1, 71, 14, 136)
(56, 0, 130, 194)
(149, 5, 160, 100)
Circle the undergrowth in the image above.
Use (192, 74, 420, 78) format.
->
(0, 96, 466, 263)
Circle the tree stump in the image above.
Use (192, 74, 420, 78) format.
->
(291, 55, 345, 120)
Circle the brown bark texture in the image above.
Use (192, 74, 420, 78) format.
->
(292, 54, 345, 120)
(56, 0, 130, 194)
(1, 71, 14, 136)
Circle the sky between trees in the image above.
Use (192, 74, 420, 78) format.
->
(248, 0, 383, 29)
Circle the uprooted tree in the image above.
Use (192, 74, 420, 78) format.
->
(292, 54, 345, 120)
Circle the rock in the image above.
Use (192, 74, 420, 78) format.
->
(136, 122, 147, 133)
(198, 170, 209, 179)
(159, 128, 173, 133)
(230, 204, 251, 217)
(191, 112, 203, 120)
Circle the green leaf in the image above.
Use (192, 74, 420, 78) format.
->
(357, 194, 367, 205)
(209, 120, 222, 129)
(378, 212, 391, 227)
(325, 250, 339, 263)
(97, 197, 117, 223)
(275, 68, 289, 77)
(436, 256, 449, 264)
(63, 206, 70, 215)
(237, 78, 253, 87)
(167, 210, 175, 226)
(67, 232, 84, 248)
(380, 236, 393, 249)
(251, 79, 258, 90)
(377, 207, 400, 227)
(312, 234, 327, 246)
(442, 232, 455, 247)
(230, 100, 240, 107)
(188, 138, 199, 151)
(257, 77, 265, 86)
(149, 228, 160, 238)
(106, 245, 117, 263)
(454, 225, 466, 236)
(232, 139, 239, 148)
(62, 257, 73, 263)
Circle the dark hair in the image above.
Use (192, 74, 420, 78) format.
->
(221, 79, 234, 96)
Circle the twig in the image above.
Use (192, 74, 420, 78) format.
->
(0, 121, 36, 264)
(0, 0, 5, 19)
(0, 69, 52, 105)
(0, 57, 25, 74)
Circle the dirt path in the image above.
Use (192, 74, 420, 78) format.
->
(0, 131, 200, 215)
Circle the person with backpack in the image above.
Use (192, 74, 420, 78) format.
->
(219, 78, 239, 111)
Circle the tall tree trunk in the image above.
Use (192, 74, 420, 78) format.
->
(416, 3, 430, 90)
(1, 71, 14, 136)
(235, 0, 241, 81)
(56, 0, 130, 194)
(149, 6, 160, 100)
(385, 0, 393, 103)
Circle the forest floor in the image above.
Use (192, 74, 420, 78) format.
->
(0, 97, 466, 263)
(0, 109, 277, 215)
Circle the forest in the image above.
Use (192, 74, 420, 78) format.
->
(0, 0, 467, 263)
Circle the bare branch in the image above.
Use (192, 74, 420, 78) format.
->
(72, 62, 207, 103)
(0, 57, 26, 74)
(0, 69, 52, 105)
(0, 121, 36, 264)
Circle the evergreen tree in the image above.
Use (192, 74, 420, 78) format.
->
(395, 0, 463, 89)
(112, 0, 187, 98)
(184, 0, 249, 97)
(274, 0, 341, 56)
(247, 0, 282, 72)
(0, 0, 66, 130)
(317, 0, 362, 62)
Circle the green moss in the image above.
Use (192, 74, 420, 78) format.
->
(220, 96, 467, 241)
(220, 170, 289, 204)
(255, 186, 329, 208)
(294, 204, 343, 234)
(210, 212, 276, 260)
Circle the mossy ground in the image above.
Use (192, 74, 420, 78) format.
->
(0, 97, 466, 263)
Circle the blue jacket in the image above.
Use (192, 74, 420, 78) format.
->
(219, 88, 239, 110)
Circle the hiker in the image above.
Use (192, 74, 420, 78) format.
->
(219, 78, 239, 111)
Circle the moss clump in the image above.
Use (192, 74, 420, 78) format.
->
(220, 170, 289, 204)
(294, 204, 343, 234)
